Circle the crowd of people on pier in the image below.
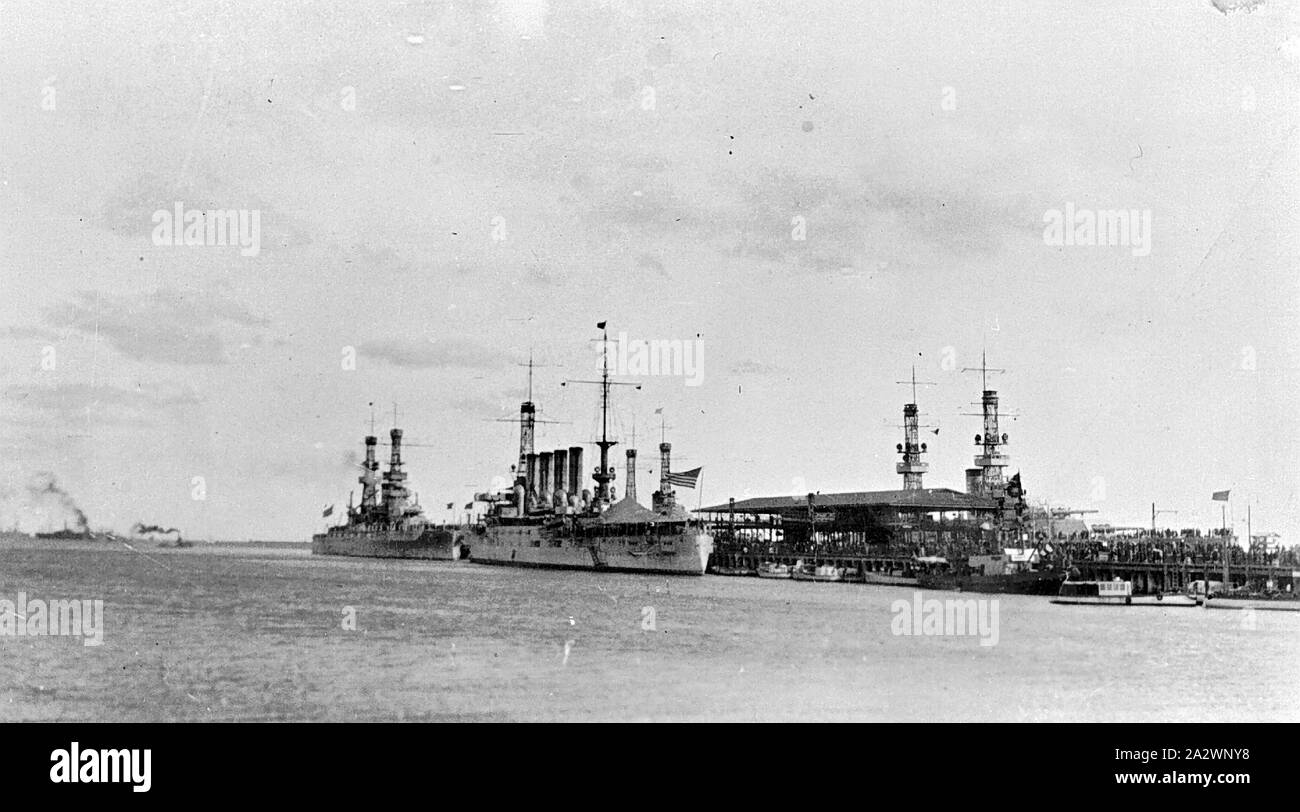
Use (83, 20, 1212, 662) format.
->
(1051, 534, 1299, 568)
(713, 524, 1299, 570)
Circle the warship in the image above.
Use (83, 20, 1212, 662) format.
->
(312, 426, 465, 560)
(469, 323, 713, 575)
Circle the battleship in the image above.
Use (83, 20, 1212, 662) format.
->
(469, 323, 713, 575)
(312, 426, 465, 560)
(704, 356, 1073, 594)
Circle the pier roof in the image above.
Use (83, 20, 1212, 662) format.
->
(698, 488, 997, 515)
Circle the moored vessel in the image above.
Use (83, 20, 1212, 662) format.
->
(312, 427, 465, 561)
(1051, 578, 1133, 605)
(1198, 590, 1300, 612)
(791, 563, 847, 583)
(860, 569, 919, 587)
(469, 323, 712, 576)
(917, 550, 1065, 595)
(709, 563, 757, 576)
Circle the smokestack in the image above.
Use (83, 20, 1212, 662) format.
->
(526, 453, 539, 501)
(538, 452, 553, 505)
(568, 446, 584, 496)
(552, 449, 568, 500)
(625, 448, 637, 502)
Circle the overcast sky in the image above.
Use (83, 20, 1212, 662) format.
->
(1, 0, 1297, 541)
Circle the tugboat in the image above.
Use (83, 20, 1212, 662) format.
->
(917, 549, 1065, 595)
(312, 427, 464, 560)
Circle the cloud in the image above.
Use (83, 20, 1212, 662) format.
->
(5, 382, 201, 418)
(635, 253, 669, 279)
(44, 288, 269, 366)
(356, 338, 510, 370)
(99, 170, 311, 252)
(1, 382, 202, 445)
(448, 393, 513, 415)
(0, 324, 63, 342)
(731, 359, 785, 375)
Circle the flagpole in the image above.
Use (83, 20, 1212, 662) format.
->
(1216, 496, 1227, 584)
(1217, 501, 1225, 594)
(1246, 503, 1251, 590)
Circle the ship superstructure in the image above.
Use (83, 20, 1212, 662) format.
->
(470, 323, 712, 575)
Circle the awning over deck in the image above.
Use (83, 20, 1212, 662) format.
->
(597, 496, 678, 524)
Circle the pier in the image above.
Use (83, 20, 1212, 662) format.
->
(702, 501, 1299, 594)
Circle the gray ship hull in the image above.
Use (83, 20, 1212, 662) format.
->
(470, 524, 712, 575)
(311, 526, 466, 561)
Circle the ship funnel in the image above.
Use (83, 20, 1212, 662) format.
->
(538, 452, 553, 508)
(625, 448, 637, 502)
(552, 449, 567, 500)
(526, 453, 539, 501)
(568, 446, 584, 496)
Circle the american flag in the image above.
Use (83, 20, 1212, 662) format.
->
(664, 467, 702, 488)
(1212, 490, 1230, 502)
(321, 504, 334, 518)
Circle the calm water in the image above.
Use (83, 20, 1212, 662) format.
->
(1, 537, 1297, 722)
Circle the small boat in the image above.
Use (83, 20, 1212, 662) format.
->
(709, 564, 756, 577)
(1185, 580, 1224, 600)
(919, 568, 1064, 595)
(1199, 592, 1300, 612)
(1051, 578, 1132, 605)
(839, 567, 866, 584)
(860, 569, 918, 587)
(1127, 591, 1198, 607)
(791, 564, 846, 583)
(756, 562, 793, 579)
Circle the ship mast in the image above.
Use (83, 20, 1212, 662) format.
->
(491, 352, 566, 504)
(895, 365, 935, 491)
(962, 348, 1008, 497)
(562, 322, 640, 511)
(592, 322, 617, 505)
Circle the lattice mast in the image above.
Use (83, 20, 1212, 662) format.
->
(895, 366, 935, 491)
(963, 350, 1009, 497)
